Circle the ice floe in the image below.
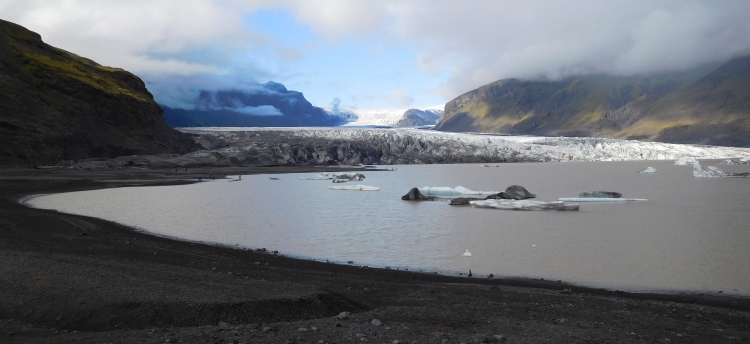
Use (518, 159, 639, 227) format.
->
(578, 191, 622, 198)
(470, 199, 580, 211)
(418, 186, 499, 196)
(558, 197, 647, 202)
(693, 161, 750, 178)
(329, 185, 381, 191)
(637, 167, 658, 174)
(299, 172, 333, 180)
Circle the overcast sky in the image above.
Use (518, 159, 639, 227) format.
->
(2, 0, 749, 110)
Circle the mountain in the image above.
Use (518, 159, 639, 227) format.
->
(162, 82, 347, 127)
(434, 57, 750, 147)
(332, 107, 444, 127)
(0, 19, 197, 166)
(395, 108, 443, 127)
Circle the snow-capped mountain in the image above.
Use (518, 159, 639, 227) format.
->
(324, 105, 445, 127)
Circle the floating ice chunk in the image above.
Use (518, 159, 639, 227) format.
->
(721, 158, 750, 165)
(674, 157, 698, 165)
(299, 172, 333, 180)
(418, 186, 498, 196)
(332, 173, 365, 181)
(579, 191, 621, 198)
(469, 199, 579, 211)
(637, 167, 658, 174)
(462, 249, 472, 257)
(693, 161, 750, 178)
(329, 184, 381, 191)
(559, 197, 647, 202)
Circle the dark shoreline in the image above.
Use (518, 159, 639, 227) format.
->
(1, 166, 749, 343)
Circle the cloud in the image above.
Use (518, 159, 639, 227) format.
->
(286, 0, 750, 96)
(2, 0, 749, 105)
(233, 105, 283, 116)
(284, 0, 385, 41)
(0, 0, 270, 75)
(380, 90, 414, 107)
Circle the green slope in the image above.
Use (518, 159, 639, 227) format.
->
(0, 19, 197, 166)
(435, 58, 750, 147)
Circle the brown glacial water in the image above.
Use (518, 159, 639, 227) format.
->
(28, 160, 750, 295)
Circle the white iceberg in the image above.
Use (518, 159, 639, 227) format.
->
(721, 157, 750, 165)
(418, 186, 498, 196)
(637, 167, 658, 174)
(674, 157, 698, 165)
(470, 199, 579, 211)
(329, 184, 381, 191)
(299, 172, 333, 180)
(693, 161, 750, 178)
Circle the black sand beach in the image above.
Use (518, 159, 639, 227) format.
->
(1, 166, 749, 343)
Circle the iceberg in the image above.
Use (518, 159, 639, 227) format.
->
(637, 167, 658, 174)
(299, 172, 333, 180)
(332, 173, 365, 181)
(418, 186, 498, 196)
(693, 161, 750, 178)
(721, 157, 750, 165)
(674, 157, 698, 165)
(470, 199, 579, 211)
(329, 184, 381, 191)
(401, 188, 439, 201)
(484, 185, 536, 200)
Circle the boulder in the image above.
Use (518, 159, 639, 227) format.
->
(401, 188, 438, 201)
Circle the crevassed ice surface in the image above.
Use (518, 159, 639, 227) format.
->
(29, 160, 750, 295)
(181, 127, 750, 162)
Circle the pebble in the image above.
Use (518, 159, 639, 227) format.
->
(337, 311, 350, 319)
(310, 326, 318, 332)
(371, 319, 382, 326)
(494, 334, 506, 341)
(298, 327, 308, 332)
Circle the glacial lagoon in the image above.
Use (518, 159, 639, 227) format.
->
(28, 160, 750, 295)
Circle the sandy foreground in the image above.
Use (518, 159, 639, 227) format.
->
(0, 166, 748, 344)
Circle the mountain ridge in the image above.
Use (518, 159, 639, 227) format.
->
(434, 58, 750, 147)
(162, 82, 347, 128)
(0, 19, 198, 166)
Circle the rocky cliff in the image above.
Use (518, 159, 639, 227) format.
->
(0, 19, 198, 166)
(434, 57, 750, 147)
(162, 82, 346, 127)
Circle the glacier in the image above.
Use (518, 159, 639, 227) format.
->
(56, 127, 750, 168)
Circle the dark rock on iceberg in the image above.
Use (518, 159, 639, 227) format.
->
(449, 197, 483, 205)
(486, 185, 536, 200)
(401, 188, 438, 201)
(579, 191, 622, 198)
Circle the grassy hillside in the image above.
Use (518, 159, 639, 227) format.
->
(0, 19, 197, 166)
(435, 59, 750, 147)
